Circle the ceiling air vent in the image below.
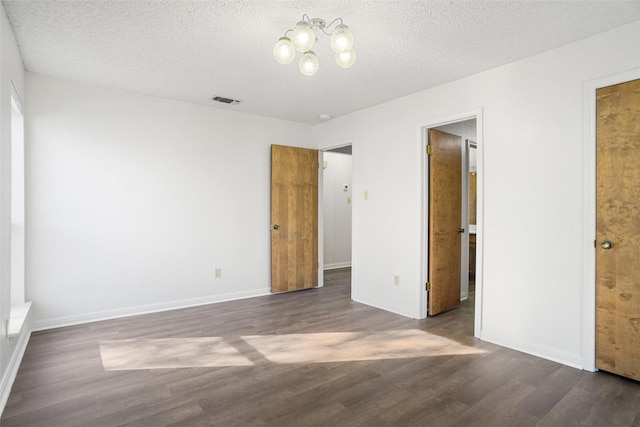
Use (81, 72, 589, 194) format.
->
(212, 96, 240, 105)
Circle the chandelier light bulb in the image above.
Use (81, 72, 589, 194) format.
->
(273, 37, 296, 64)
(335, 48, 357, 68)
(299, 51, 320, 76)
(330, 24, 354, 53)
(291, 20, 315, 52)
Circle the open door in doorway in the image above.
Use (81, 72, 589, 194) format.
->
(271, 144, 319, 293)
(428, 129, 462, 315)
(595, 78, 640, 381)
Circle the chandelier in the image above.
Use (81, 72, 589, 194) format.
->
(273, 14, 357, 76)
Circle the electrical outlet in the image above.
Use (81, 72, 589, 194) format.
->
(394, 275, 400, 286)
(215, 268, 222, 278)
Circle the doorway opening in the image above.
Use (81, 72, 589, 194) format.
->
(319, 145, 352, 293)
(421, 110, 482, 338)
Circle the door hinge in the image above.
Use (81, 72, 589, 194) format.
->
(425, 282, 431, 291)
(426, 145, 432, 155)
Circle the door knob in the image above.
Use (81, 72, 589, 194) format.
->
(457, 228, 465, 233)
(600, 240, 612, 250)
(273, 224, 280, 230)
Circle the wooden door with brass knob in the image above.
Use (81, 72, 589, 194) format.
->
(271, 144, 319, 293)
(428, 129, 462, 315)
(595, 78, 640, 381)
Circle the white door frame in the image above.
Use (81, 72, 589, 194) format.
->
(419, 108, 483, 338)
(582, 68, 640, 372)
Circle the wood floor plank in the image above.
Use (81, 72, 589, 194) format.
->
(2, 269, 639, 426)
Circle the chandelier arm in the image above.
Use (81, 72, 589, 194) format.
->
(302, 14, 311, 23)
(324, 17, 344, 31)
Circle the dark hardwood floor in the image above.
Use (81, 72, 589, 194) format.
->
(2, 268, 639, 426)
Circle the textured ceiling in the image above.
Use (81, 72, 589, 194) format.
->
(3, 1, 640, 124)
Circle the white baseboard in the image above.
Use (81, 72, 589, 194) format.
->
(323, 262, 352, 270)
(0, 327, 31, 417)
(480, 329, 584, 370)
(352, 292, 418, 319)
(31, 288, 271, 331)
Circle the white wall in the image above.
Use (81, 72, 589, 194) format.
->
(322, 151, 352, 269)
(26, 73, 313, 329)
(0, 3, 26, 411)
(313, 21, 640, 369)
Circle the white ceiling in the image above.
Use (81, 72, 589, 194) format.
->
(3, 1, 639, 124)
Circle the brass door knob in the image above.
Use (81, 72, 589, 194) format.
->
(600, 240, 612, 250)
(273, 224, 280, 230)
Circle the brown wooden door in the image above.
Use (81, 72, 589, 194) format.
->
(271, 145, 319, 293)
(428, 129, 462, 315)
(595, 78, 640, 381)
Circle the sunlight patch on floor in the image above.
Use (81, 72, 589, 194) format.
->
(99, 337, 254, 370)
(242, 330, 487, 364)
(99, 330, 486, 370)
